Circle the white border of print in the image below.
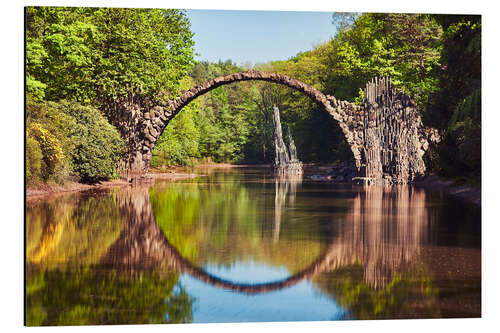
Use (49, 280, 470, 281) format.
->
(3, 1, 497, 333)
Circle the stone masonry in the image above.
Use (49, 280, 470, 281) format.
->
(118, 70, 438, 185)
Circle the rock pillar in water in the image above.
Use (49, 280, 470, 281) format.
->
(272, 105, 303, 175)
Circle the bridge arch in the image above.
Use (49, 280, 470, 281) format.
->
(157, 233, 347, 295)
(137, 71, 365, 173)
(100, 185, 350, 295)
(101, 185, 430, 294)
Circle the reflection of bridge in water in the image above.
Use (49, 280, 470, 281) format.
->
(100, 181, 431, 294)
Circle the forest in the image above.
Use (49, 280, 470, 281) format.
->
(25, 8, 481, 185)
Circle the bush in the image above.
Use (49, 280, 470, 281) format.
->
(26, 133, 43, 182)
(58, 101, 124, 183)
(26, 99, 74, 183)
(28, 123, 65, 179)
(26, 99, 124, 184)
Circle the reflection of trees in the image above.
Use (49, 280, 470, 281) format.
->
(313, 265, 440, 320)
(304, 186, 431, 288)
(26, 268, 192, 326)
(150, 174, 323, 273)
(97, 181, 432, 297)
(26, 191, 125, 267)
(100, 186, 184, 272)
(27, 177, 474, 323)
(25, 189, 194, 326)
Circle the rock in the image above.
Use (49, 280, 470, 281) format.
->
(311, 175, 331, 181)
(272, 105, 303, 175)
(148, 125, 158, 137)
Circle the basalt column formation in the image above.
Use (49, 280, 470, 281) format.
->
(361, 77, 438, 184)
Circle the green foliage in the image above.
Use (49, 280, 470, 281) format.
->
(59, 100, 124, 182)
(26, 269, 193, 326)
(28, 123, 66, 181)
(448, 89, 481, 132)
(26, 99, 123, 183)
(26, 100, 74, 183)
(26, 7, 195, 109)
(324, 13, 443, 106)
(151, 78, 200, 167)
(426, 15, 481, 128)
(26, 6, 196, 181)
(151, 110, 200, 167)
(437, 90, 481, 181)
(426, 15, 481, 183)
(192, 61, 259, 163)
(26, 134, 43, 181)
(26, 73, 47, 102)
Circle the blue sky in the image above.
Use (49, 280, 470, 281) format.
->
(186, 10, 338, 66)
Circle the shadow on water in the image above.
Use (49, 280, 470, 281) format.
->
(25, 168, 481, 325)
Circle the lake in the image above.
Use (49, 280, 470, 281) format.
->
(25, 166, 481, 325)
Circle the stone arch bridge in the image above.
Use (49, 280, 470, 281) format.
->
(120, 71, 439, 184)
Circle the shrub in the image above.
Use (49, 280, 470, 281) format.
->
(28, 123, 68, 182)
(26, 133, 43, 182)
(26, 99, 124, 184)
(27, 99, 75, 182)
(58, 101, 124, 183)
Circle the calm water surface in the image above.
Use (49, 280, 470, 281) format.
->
(25, 167, 481, 325)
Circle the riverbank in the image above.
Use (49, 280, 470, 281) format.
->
(414, 175, 481, 206)
(26, 179, 128, 201)
(308, 164, 481, 207)
(26, 163, 275, 202)
(26, 169, 201, 202)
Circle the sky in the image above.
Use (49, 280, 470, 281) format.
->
(186, 9, 338, 66)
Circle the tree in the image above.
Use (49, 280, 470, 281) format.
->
(324, 13, 443, 106)
(26, 7, 196, 173)
(426, 15, 481, 183)
(26, 7, 195, 108)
